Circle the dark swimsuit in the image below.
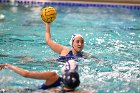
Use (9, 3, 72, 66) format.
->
(57, 50, 83, 62)
(39, 77, 74, 92)
(39, 77, 62, 90)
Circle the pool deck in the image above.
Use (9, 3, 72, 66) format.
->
(15, 0, 140, 6)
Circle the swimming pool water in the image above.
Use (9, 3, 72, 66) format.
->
(0, 3, 140, 93)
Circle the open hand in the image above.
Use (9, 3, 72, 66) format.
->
(0, 64, 7, 70)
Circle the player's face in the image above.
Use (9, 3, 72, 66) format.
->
(72, 36, 84, 52)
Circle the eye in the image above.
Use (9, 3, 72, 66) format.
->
(76, 40, 79, 43)
(76, 40, 84, 44)
(81, 40, 84, 44)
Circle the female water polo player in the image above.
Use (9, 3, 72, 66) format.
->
(45, 23, 95, 62)
(0, 60, 82, 92)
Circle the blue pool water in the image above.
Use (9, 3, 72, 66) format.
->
(0, 2, 140, 93)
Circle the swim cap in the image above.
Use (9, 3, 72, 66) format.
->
(61, 60, 78, 75)
(69, 34, 83, 46)
(62, 71, 80, 89)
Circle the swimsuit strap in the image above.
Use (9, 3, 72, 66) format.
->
(66, 50, 73, 56)
(39, 77, 62, 90)
(67, 50, 83, 57)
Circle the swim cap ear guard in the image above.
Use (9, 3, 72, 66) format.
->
(61, 60, 78, 75)
(69, 34, 76, 46)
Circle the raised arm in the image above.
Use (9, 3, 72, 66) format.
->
(45, 23, 67, 55)
(0, 64, 58, 80)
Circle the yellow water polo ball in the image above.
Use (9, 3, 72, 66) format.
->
(40, 6, 57, 23)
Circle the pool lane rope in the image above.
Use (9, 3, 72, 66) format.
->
(0, 0, 140, 10)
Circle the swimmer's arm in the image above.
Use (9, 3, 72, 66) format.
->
(45, 23, 67, 54)
(0, 64, 6, 70)
(0, 64, 58, 80)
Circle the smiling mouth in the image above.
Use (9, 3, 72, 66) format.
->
(78, 47, 81, 48)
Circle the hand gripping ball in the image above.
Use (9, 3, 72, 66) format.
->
(40, 6, 57, 23)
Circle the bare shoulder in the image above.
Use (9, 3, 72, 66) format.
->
(63, 46, 70, 51)
(61, 46, 70, 56)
